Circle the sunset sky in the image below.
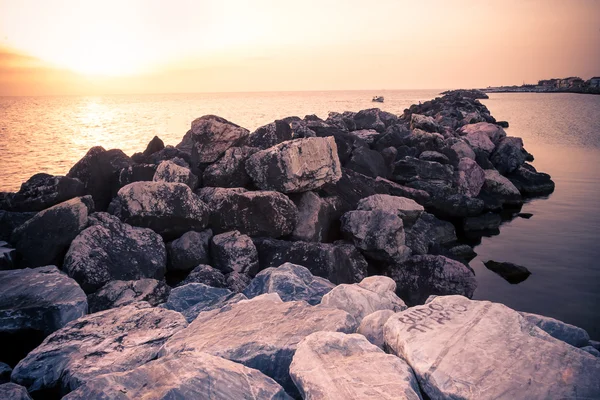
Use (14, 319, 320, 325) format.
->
(1, 0, 599, 96)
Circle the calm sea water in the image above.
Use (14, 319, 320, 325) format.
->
(1, 90, 599, 338)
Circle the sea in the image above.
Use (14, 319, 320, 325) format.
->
(1, 90, 599, 339)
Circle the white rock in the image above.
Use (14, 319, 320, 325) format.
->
(357, 309, 395, 348)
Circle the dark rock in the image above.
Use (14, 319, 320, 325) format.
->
(345, 146, 387, 178)
(491, 136, 529, 174)
(497, 120, 509, 128)
(161, 283, 246, 322)
(381, 146, 398, 173)
(247, 120, 293, 149)
(108, 181, 210, 240)
(518, 212, 533, 219)
(254, 238, 368, 284)
(142, 135, 164, 156)
(319, 169, 387, 211)
(428, 192, 485, 218)
(347, 129, 381, 145)
(507, 163, 555, 196)
(419, 150, 450, 164)
(0, 266, 87, 366)
(373, 124, 411, 151)
(463, 212, 502, 232)
(202, 146, 259, 188)
(153, 160, 199, 189)
(326, 111, 357, 131)
(87, 279, 171, 313)
(67, 146, 133, 210)
(0, 210, 36, 242)
(243, 262, 335, 305)
(484, 260, 531, 284)
(225, 271, 252, 293)
(445, 244, 477, 263)
(11, 303, 187, 398)
(11, 196, 93, 268)
(290, 191, 339, 242)
(405, 212, 457, 255)
(392, 157, 454, 185)
(166, 229, 212, 273)
(0, 383, 32, 400)
(0, 362, 10, 384)
(480, 169, 523, 206)
(374, 177, 431, 205)
(63, 212, 167, 293)
(0, 242, 16, 270)
(353, 108, 395, 132)
(178, 264, 227, 288)
(133, 145, 191, 165)
(211, 230, 259, 276)
(117, 164, 157, 188)
(0, 173, 85, 212)
(410, 114, 441, 132)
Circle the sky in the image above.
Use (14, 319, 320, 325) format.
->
(0, 0, 599, 96)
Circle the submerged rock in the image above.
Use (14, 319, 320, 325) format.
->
(166, 229, 212, 273)
(0, 173, 85, 212)
(161, 283, 246, 322)
(211, 230, 259, 275)
(463, 212, 502, 232)
(87, 279, 170, 313)
(290, 332, 422, 400)
(484, 260, 531, 284)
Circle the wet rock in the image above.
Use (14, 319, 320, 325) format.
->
(484, 260, 531, 284)
(87, 279, 170, 313)
(290, 191, 338, 242)
(202, 146, 259, 188)
(405, 212, 457, 255)
(456, 157, 485, 197)
(480, 169, 522, 206)
(463, 212, 502, 232)
(411, 113, 441, 133)
(243, 263, 335, 305)
(117, 164, 157, 188)
(321, 276, 407, 324)
(0, 383, 32, 400)
(166, 229, 212, 273)
(0, 210, 36, 242)
(177, 115, 249, 163)
(520, 312, 590, 348)
(211, 230, 259, 275)
(178, 264, 227, 288)
(459, 122, 506, 145)
(357, 309, 394, 349)
(108, 181, 210, 240)
(63, 212, 167, 293)
(290, 332, 422, 400)
(462, 130, 495, 154)
(246, 137, 342, 193)
(247, 120, 293, 149)
(11, 196, 93, 268)
(386, 255, 477, 305)
(341, 210, 410, 262)
(357, 194, 424, 225)
(0, 266, 87, 366)
(254, 238, 368, 284)
(507, 163, 555, 196)
(384, 296, 600, 400)
(161, 283, 246, 322)
(345, 146, 387, 178)
(205, 189, 298, 237)
(153, 160, 199, 189)
(159, 295, 357, 394)
(63, 351, 292, 400)
(0, 362, 11, 384)
(67, 146, 133, 210)
(491, 136, 529, 174)
(225, 271, 252, 293)
(0, 173, 85, 212)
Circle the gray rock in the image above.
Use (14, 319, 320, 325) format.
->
(410, 113, 440, 133)
(392, 157, 454, 185)
(67, 146, 133, 210)
(255, 238, 368, 285)
(11, 302, 187, 397)
(290, 332, 422, 400)
(480, 169, 522, 206)
(88, 279, 170, 313)
(243, 263, 335, 305)
(520, 312, 590, 348)
(246, 137, 342, 193)
(247, 120, 293, 149)
(581, 346, 600, 357)
(384, 296, 600, 400)
(0, 383, 32, 400)
(205, 189, 298, 237)
(357, 310, 395, 349)
(491, 136, 529, 174)
(341, 210, 410, 262)
(419, 150, 450, 164)
(178, 264, 226, 288)
(63, 212, 167, 293)
(462, 130, 495, 154)
(456, 157, 485, 197)
(211, 230, 259, 275)
(202, 146, 259, 188)
(405, 212, 457, 255)
(166, 229, 212, 272)
(225, 271, 252, 293)
(459, 122, 506, 145)
(159, 295, 357, 394)
(320, 276, 406, 324)
(386, 255, 477, 305)
(161, 283, 246, 322)
(108, 181, 210, 240)
(484, 260, 531, 284)
(11, 196, 93, 268)
(347, 129, 380, 144)
(153, 160, 198, 189)
(0, 362, 11, 384)
(290, 191, 338, 242)
(357, 194, 424, 226)
(63, 351, 292, 400)
(463, 212, 502, 232)
(0, 173, 85, 212)
(507, 163, 555, 196)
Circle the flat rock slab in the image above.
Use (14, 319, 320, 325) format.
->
(63, 351, 292, 400)
(159, 296, 357, 394)
(290, 332, 422, 400)
(12, 302, 188, 397)
(384, 296, 600, 400)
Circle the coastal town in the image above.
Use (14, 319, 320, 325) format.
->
(483, 76, 600, 94)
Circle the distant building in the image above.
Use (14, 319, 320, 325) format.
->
(558, 77, 585, 89)
(589, 77, 600, 88)
(538, 79, 558, 88)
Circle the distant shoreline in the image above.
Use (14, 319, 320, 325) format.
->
(481, 87, 600, 96)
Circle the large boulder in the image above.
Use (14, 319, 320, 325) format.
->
(177, 264, 227, 288)
(243, 263, 335, 305)
(459, 122, 506, 145)
(254, 238, 368, 284)
(507, 163, 555, 196)
(384, 296, 600, 400)
(345, 146, 387, 178)
(108, 181, 210, 240)
(290, 191, 339, 242)
(67, 146, 133, 210)
(63, 212, 167, 293)
(204, 189, 298, 237)
(405, 212, 457, 255)
(392, 157, 454, 185)
(87, 279, 170, 313)
(0, 266, 87, 366)
(159, 295, 357, 394)
(341, 210, 410, 262)
(491, 136, 529, 174)
(161, 283, 246, 322)
(0, 210, 35, 242)
(520, 312, 591, 348)
(11, 302, 188, 397)
(177, 115, 249, 163)
(480, 169, 522, 206)
(353, 108, 396, 132)
(357, 194, 424, 225)
(202, 146, 259, 188)
(462, 130, 495, 154)
(11, 196, 93, 268)
(386, 255, 477, 305)
(152, 160, 198, 189)
(246, 137, 342, 193)
(357, 309, 395, 349)
(117, 164, 157, 188)
(320, 276, 407, 324)
(290, 332, 422, 400)
(247, 120, 294, 149)
(456, 157, 485, 197)
(0, 173, 85, 212)
(211, 230, 259, 275)
(166, 229, 212, 273)
(411, 113, 441, 133)
(0, 383, 32, 400)
(63, 351, 292, 400)
(375, 177, 431, 205)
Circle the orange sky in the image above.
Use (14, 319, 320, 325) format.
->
(1, 0, 599, 96)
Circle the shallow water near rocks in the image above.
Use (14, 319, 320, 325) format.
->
(1, 90, 598, 338)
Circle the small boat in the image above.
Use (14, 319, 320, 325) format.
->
(372, 96, 384, 103)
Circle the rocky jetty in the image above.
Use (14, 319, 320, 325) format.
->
(1, 93, 591, 400)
